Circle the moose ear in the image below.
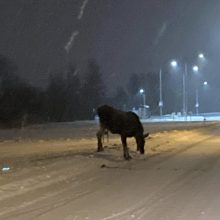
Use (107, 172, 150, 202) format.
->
(143, 133, 149, 139)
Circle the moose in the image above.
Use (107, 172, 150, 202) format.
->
(96, 105, 149, 160)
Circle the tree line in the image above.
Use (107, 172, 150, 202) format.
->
(0, 54, 188, 128)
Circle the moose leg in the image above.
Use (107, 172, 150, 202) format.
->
(135, 136, 140, 152)
(96, 126, 105, 152)
(102, 129, 109, 143)
(121, 135, 132, 160)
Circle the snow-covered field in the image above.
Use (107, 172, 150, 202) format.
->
(1, 121, 220, 220)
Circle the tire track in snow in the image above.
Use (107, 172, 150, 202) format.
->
(0, 158, 101, 219)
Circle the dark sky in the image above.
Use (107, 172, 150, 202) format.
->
(0, 0, 220, 92)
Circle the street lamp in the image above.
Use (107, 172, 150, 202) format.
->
(171, 60, 178, 68)
(193, 65, 200, 115)
(139, 89, 146, 118)
(139, 88, 144, 94)
(139, 89, 146, 106)
(170, 60, 188, 118)
(198, 53, 204, 59)
(192, 65, 199, 72)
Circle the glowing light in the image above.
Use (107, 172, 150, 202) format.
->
(192, 65, 199, 72)
(198, 53, 204, 59)
(139, 89, 144, 94)
(170, 60, 177, 67)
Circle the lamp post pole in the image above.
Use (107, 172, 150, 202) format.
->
(183, 63, 187, 119)
(195, 88, 199, 115)
(159, 68, 163, 117)
(139, 89, 146, 118)
(195, 81, 208, 115)
(143, 92, 146, 118)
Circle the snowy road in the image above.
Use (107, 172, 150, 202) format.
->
(1, 122, 220, 219)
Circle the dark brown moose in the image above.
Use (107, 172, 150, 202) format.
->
(96, 105, 149, 160)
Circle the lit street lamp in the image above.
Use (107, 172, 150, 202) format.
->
(170, 60, 188, 118)
(139, 89, 146, 106)
(139, 88, 144, 94)
(139, 89, 147, 118)
(194, 54, 207, 114)
(192, 65, 199, 72)
(198, 53, 204, 59)
(193, 65, 200, 115)
(171, 60, 177, 68)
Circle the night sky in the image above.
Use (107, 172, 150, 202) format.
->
(1, 0, 220, 92)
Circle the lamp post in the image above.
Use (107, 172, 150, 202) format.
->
(194, 53, 206, 114)
(195, 81, 208, 115)
(170, 60, 188, 118)
(183, 63, 187, 118)
(139, 89, 146, 106)
(158, 60, 177, 117)
(192, 65, 199, 115)
(192, 65, 199, 72)
(159, 69, 163, 117)
(198, 53, 204, 59)
(195, 88, 199, 115)
(139, 89, 146, 118)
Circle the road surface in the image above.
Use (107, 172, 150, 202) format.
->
(1, 122, 220, 220)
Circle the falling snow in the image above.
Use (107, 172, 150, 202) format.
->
(64, 0, 89, 53)
(78, 0, 89, 20)
(64, 30, 79, 53)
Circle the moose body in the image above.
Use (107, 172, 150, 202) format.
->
(96, 105, 149, 160)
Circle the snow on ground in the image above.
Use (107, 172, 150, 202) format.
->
(0, 121, 220, 220)
(0, 120, 213, 162)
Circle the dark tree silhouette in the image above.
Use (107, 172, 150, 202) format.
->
(45, 73, 66, 122)
(81, 60, 106, 119)
(111, 86, 128, 110)
(127, 73, 141, 96)
(63, 65, 81, 121)
(0, 55, 41, 127)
